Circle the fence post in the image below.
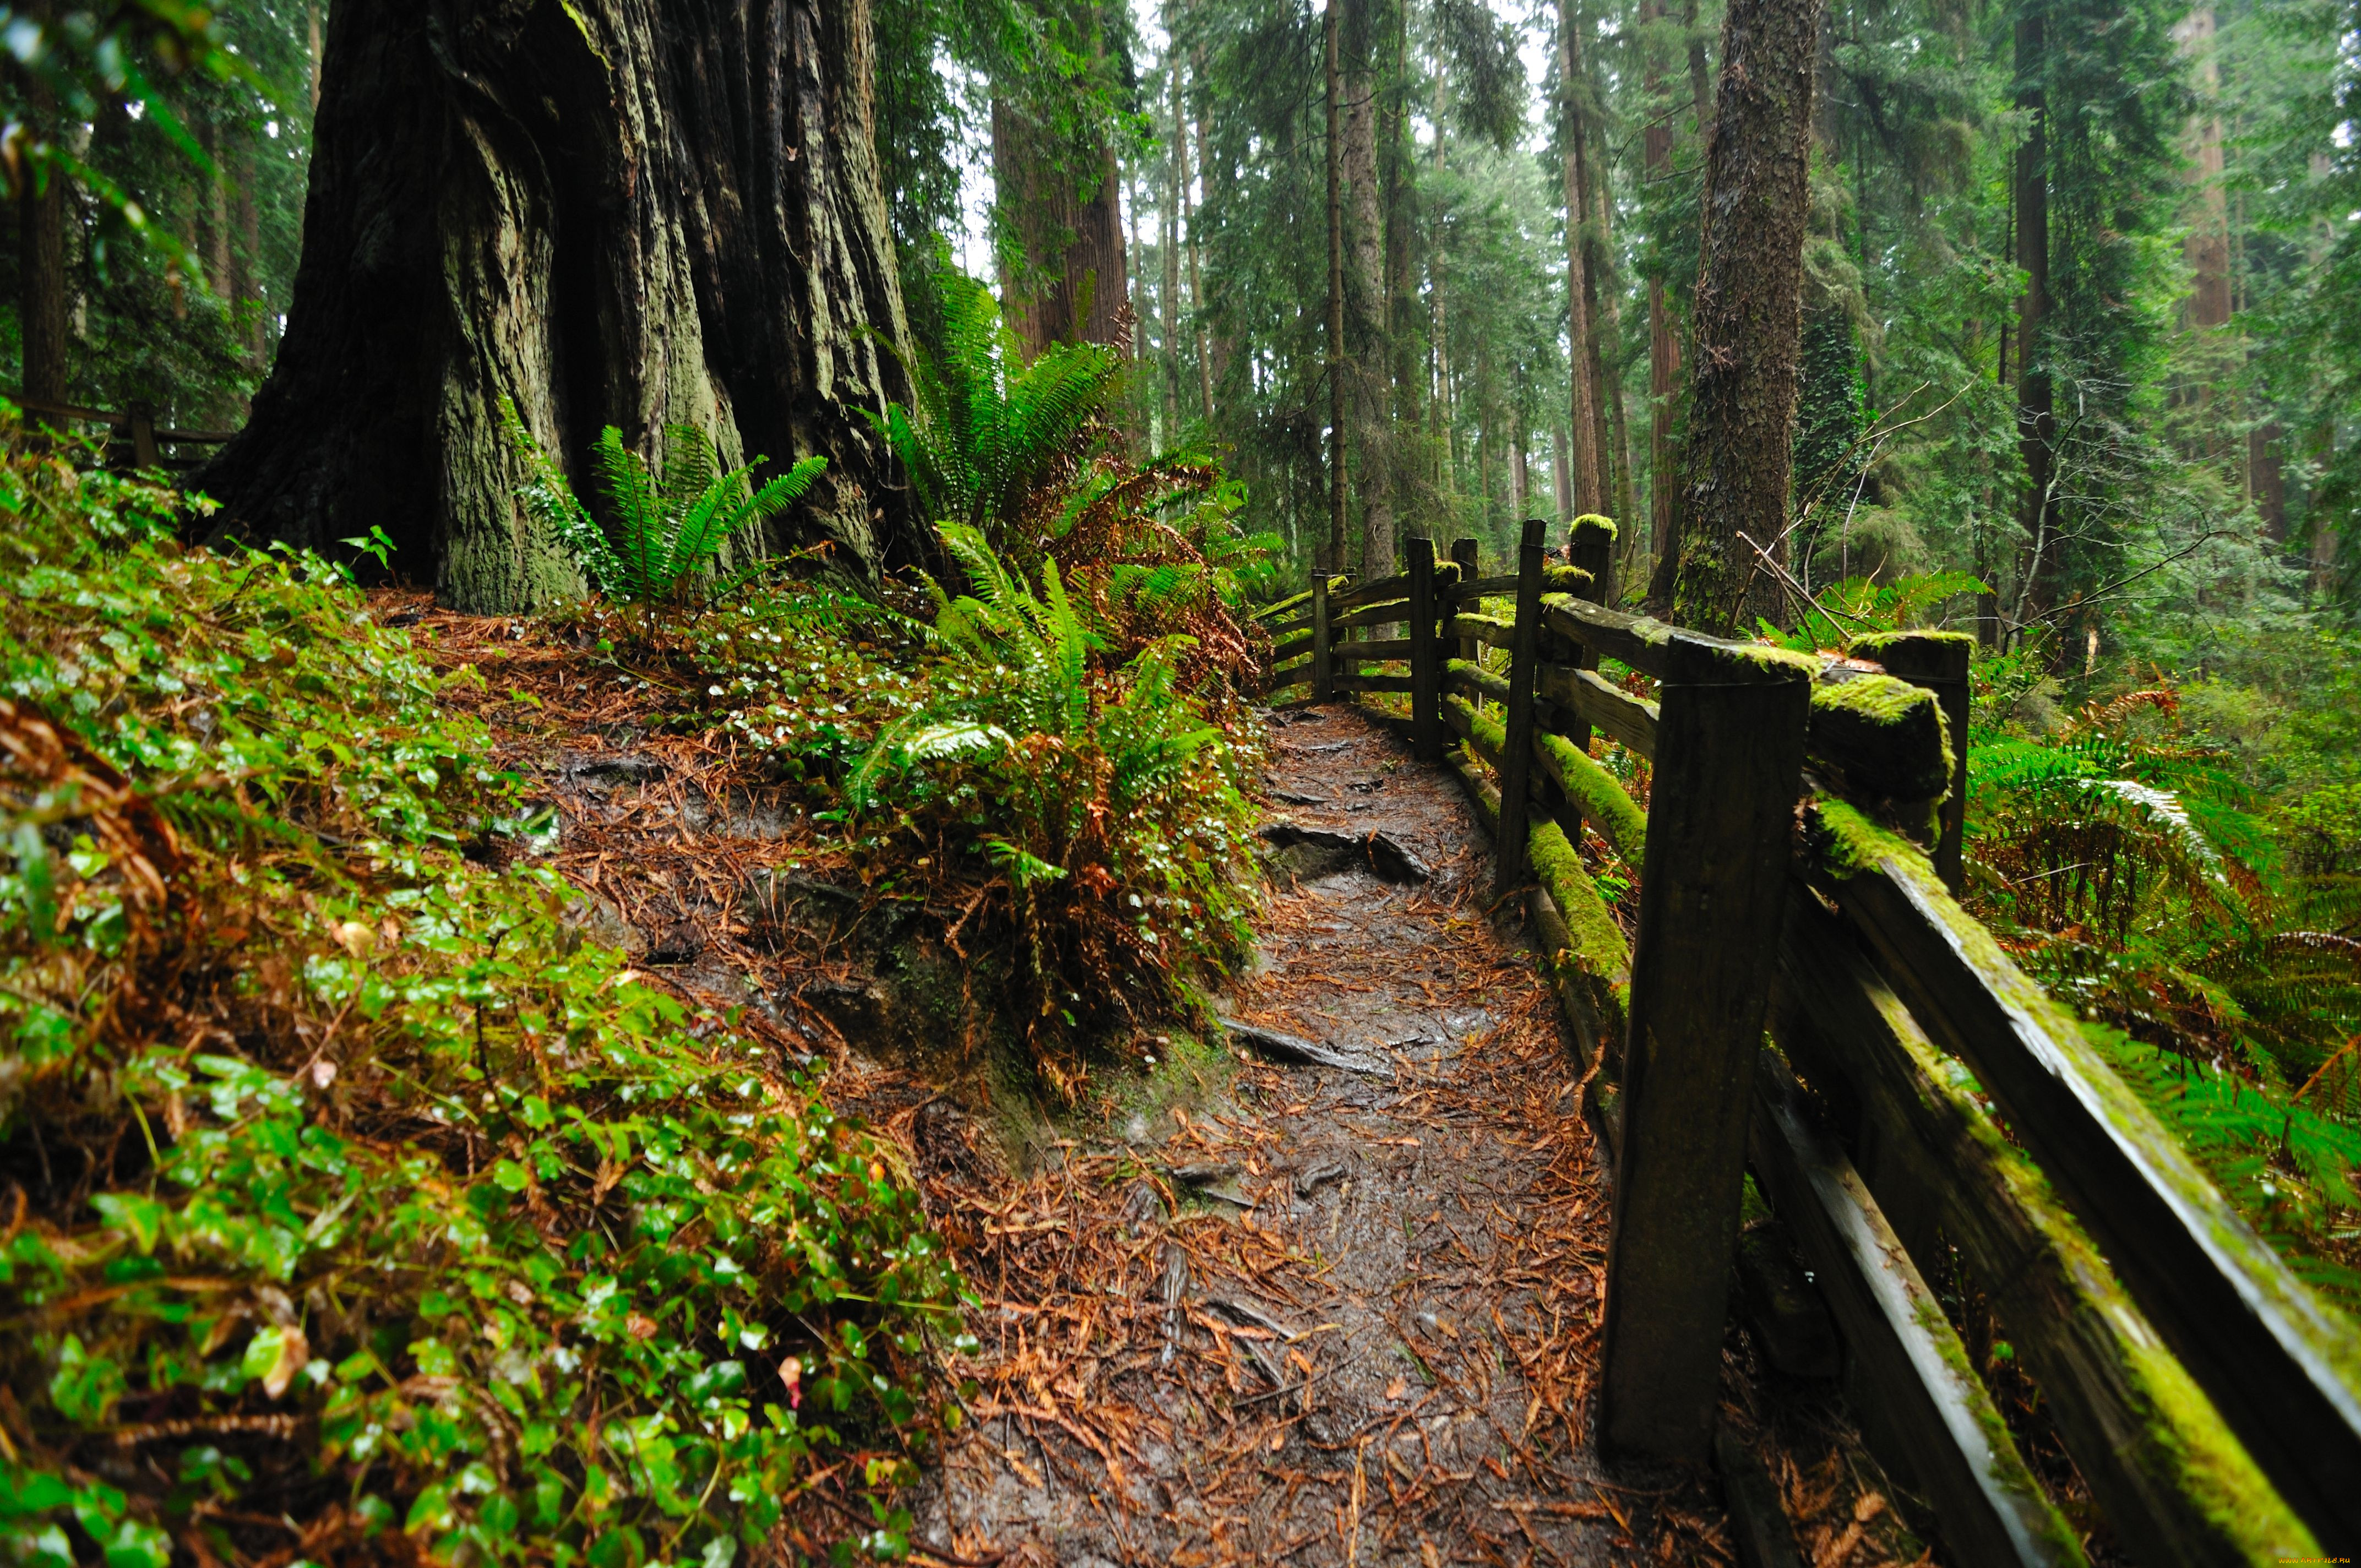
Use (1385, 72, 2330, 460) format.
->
(1450, 538, 1479, 664)
(1869, 633, 1973, 894)
(1598, 633, 1811, 1462)
(1310, 575, 1334, 704)
(1568, 513, 1614, 602)
(1408, 538, 1441, 760)
(126, 400, 159, 470)
(1492, 519, 1547, 901)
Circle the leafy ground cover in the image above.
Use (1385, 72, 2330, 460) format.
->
(0, 434, 969, 1566)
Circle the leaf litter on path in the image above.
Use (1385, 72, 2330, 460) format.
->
(399, 609, 1932, 1567)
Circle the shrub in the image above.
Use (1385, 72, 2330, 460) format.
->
(847, 526, 1260, 1097)
(506, 400, 828, 629)
(869, 274, 1279, 690)
(0, 429, 961, 1565)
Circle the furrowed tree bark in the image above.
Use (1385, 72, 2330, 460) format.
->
(197, 0, 917, 613)
(1664, 0, 1824, 634)
(993, 118, 1129, 354)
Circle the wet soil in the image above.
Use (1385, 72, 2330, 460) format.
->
(399, 603, 1928, 1568)
(904, 705, 1729, 1566)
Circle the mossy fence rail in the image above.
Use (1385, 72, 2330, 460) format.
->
(1256, 518, 2360, 1567)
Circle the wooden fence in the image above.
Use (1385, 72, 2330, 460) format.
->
(1258, 519, 2361, 1566)
(10, 394, 237, 471)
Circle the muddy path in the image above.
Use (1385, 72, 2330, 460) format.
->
(399, 606, 1918, 1567)
(906, 705, 1733, 1567)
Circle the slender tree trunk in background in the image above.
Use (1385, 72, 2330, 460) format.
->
(1324, 0, 1349, 574)
(1593, 130, 1639, 552)
(1645, 273, 1679, 567)
(1343, 0, 1393, 578)
(237, 150, 264, 370)
(1384, 26, 1422, 497)
(1684, 0, 1715, 136)
(198, 0, 916, 612)
(1190, 55, 1228, 413)
(1178, 74, 1212, 423)
(206, 113, 232, 301)
(1575, 128, 1616, 519)
(2175, 8, 2231, 334)
(1162, 69, 1184, 440)
(2013, 5, 2054, 641)
(1663, 0, 1824, 633)
(18, 57, 69, 411)
(1554, 425, 1574, 519)
(1123, 164, 1149, 443)
(1559, 0, 1604, 517)
(1511, 431, 1528, 519)
(1431, 61, 1453, 493)
(2253, 423, 2287, 541)
(2311, 420, 2337, 590)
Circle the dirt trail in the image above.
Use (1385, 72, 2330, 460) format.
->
(908, 705, 1730, 1566)
(402, 606, 1903, 1566)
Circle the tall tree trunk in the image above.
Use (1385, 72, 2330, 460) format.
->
(196, 0, 916, 612)
(1685, 0, 1715, 137)
(994, 106, 1129, 353)
(1662, 0, 1825, 633)
(1640, 0, 1683, 574)
(2253, 424, 2287, 542)
(2175, 7, 2231, 333)
(237, 149, 264, 370)
(1559, 0, 1604, 516)
(1162, 67, 1184, 442)
(1123, 162, 1149, 445)
(1591, 119, 1641, 589)
(1431, 61, 1454, 494)
(2012, 3, 2054, 642)
(1178, 71, 1212, 422)
(1554, 424, 1574, 520)
(18, 53, 69, 411)
(1342, 0, 1392, 578)
(1189, 52, 1227, 415)
(1324, 0, 1349, 574)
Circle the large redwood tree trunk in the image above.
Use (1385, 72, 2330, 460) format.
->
(196, 0, 917, 612)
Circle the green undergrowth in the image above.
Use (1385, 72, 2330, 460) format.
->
(1814, 798, 2361, 1324)
(0, 439, 966, 1565)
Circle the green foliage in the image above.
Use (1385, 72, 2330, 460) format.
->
(865, 274, 1124, 545)
(850, 526, 1258, 1097)
(2079, 1023, 2361, 1317)
(0, 432, 962, 1562)
(507, 402, 827, 627)
(1761, 569, 1990, 652)
(1962, 671, 2361, 1309)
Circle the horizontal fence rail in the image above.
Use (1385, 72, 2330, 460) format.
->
(8, 393, 237, 471)
(1259, 525, 2357, 1562)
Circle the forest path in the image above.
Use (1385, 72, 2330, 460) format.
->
(911, 705, 1731, 1567)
